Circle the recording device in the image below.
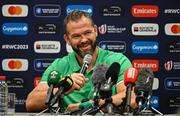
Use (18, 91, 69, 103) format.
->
(45, 70, 61, 105)
(92, 63, 109, 99)
(99, 62, 120, 114)
(80, 54, 92, 74)
(123, 68, 138, 113)
(50, 76, 73, 107)
(134, 68, 154, 109)
(99, 62, 120, 99)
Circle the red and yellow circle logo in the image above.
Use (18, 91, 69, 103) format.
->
(8, 60, 22, 69)
(8, 6, 22, 15)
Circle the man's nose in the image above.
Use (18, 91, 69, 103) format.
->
(80, 35, 88, 43)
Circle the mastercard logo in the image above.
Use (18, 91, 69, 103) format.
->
(8, 6, 22, 15)
(2, 4, 28, 17)
(2, 59, 28, 71)
(8, 60, 22, 69)
(165, 23, 180, 35)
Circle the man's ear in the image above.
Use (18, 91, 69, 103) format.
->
(64, 34, 70, 45)
(94, 25, 98, 37)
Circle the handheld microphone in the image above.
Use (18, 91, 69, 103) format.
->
(123, 68, 138, 112)
(45, 70, 61, 105)
(134, 68, 154, 108)
(99, 62, 120, 99)
(50, 76, 73, 107)
(80, 54, 92, 74)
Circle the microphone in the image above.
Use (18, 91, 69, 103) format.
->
(45, 70, 61, 105)
(123, 68, 138, 112)
(99, 62, 120, 99)
(92, 63, 109, 99)
(134, 68, 154, 108)
(50, 76, 73, 107)
(80, 54, 92, 74)
(99, 62, 120, 114)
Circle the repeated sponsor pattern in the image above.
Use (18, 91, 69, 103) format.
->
(0, 1, 180, 114)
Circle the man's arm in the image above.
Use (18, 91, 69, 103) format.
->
(26, 83, 49, 112)
(99, 82, 137, 108)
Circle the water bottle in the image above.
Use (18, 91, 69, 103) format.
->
(0, 76, 8, 115)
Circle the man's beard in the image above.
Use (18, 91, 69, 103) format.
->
(71, 40, 97, 58)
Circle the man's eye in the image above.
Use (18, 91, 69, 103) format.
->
(84, 31, 92, 35)
(72, 35, 80, 39)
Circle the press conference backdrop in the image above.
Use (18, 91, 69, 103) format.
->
(0, 0, 180, 114)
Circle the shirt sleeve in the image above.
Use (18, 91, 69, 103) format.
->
(40, 58, 62, 82)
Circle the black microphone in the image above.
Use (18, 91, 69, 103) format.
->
(80, 54, 92, 74)
(45, 70, 61, 105)
(99, 62, 120, 99)
(134, 68, 154, 108)
(92, 63, 109, 99)
(99, 62, 120, 114)
(50, 76, 73, 107)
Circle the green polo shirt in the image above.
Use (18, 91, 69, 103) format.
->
(41, 47, 132, 112)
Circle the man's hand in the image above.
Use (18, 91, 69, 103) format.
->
(70, 73, 88, 90)
(65, 102, 81, 112)
(65, 73, 88, 94)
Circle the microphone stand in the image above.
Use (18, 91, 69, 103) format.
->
(140, 96, 163, 115)
(125, 84, 132, 114)
(136, 95, 163, 116)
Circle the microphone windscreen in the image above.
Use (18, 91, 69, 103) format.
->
(48, 70, 61, 86)
(83, 54, 92, 65)
(135, 68, 154, 96)
(124, 68, 138, 86)
(92, 63, 109, 87)
(105, 62, 120, 84)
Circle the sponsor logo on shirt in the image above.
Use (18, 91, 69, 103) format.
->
(132, 23, 159, 36)
(98, 41, 126, 53)
(101, 5, 123, 16)
(34, 59, 54, 71)
(66, 5, 93, 16)
(34, 4, 61, 17)
(35, 23, 60, 35)
(34, 41, 61, 53)
(132, 59, 159, 72)
(2, 23, 28, 35)
(132, 5, 159, 18)
(2, 59, 28, 71)
(165, 23, 180, 35)
(132, 41, 159, 54)
(2, 4, 28, 17)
